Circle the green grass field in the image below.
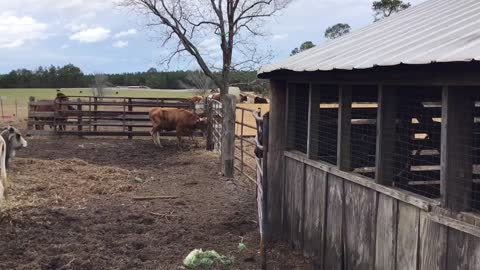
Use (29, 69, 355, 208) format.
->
(0, 88, 196, 120)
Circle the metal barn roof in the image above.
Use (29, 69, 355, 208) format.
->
(259, 0, 480, 75)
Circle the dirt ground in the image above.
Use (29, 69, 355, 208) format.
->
(0, 136, 311, 270)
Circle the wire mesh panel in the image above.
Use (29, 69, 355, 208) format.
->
(387, 87, 442, 199)
(310, 84, 338, 165)
(287, 83, 309, 154)
(351, 86, 378, 178)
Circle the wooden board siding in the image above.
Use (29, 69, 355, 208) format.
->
(344, 182, 377, 270)
(303, 166, 327, 264)
(419, 211, 447, 270)
(396, 202, 420, 270)
(324, 174, 345, 270)
(375, 194, 398, 270)
(279, 152, 480, 270)
(285, 157, 305, 249)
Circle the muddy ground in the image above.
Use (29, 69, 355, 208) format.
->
(0, 136, 311, 270)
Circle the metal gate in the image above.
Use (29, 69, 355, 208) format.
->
(206, 99, 223, 151)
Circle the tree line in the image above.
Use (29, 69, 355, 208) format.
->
(0, 65, 260, 91)
(291, 0, 411, 55)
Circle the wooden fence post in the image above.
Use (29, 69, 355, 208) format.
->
(206, 100, 214, 151)
(128, 98, 133, 139)
(267, 80, 287, 241)
(221, 94, 236, 178)
(77, 98, 83, 137)
(441, 86, 473, 212)
(27, 96, 35, 132)
(261, 112, 270, 270)
(375, 85, 397, 185)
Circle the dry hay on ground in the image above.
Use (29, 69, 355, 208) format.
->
(0, 137, 310, 270)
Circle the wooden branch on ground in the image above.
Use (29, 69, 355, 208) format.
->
(132, 196, 178, 201)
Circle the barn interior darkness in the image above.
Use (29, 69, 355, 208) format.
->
(286, 83, 480, 212)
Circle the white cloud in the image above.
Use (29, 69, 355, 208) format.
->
(114, 29, 137, 38)
(70, 27, 111, 43)
(199, 37, 218, 52)
(61, 44, 70, 49)
(66, 22, 88, 32)
(0, 12, 48, 48)
(113, 40, 128, 48)
(272, 34, 288, 41)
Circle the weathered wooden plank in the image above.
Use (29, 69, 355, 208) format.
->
(375, 194, 398, 270)
(396, 202, 420, 270)
(447, 228, 469, 270)
(468, 234, 480, 270)
(344, 182, 376, 270)
(441, 86, 474, 211)
(285, 151, 438, 211)
(337, 85, 352, 171)
(324, 174, 344, 270)
(267, 80, 287, 241)
(419, 211, 447, 270)
(303, 166, 327, 265)
(426, 212, 480, 239)
(285, 157, 305, 249)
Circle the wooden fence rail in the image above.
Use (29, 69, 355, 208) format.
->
(27, 96, 196, 138)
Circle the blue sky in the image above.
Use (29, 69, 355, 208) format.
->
(0, 0, 424, 74)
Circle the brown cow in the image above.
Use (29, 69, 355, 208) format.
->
(191, 96, 203, 104)
(149, 108, 207, 148)
(211, 93, 221, 101)
(34, 93, 74, 131)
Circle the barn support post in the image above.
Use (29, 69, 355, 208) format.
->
(337, 85, 352, 171)
(308, 85, 320, 160)
(267, 80, 287, 241)
(375, 85, 397, 185)
(440, 86, 473, 212)
(221, 94, 236, 178)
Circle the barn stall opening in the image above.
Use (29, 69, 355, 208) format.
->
(258, 0, 480, 268)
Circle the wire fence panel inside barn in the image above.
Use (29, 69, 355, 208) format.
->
(27, 96, 195, 137)
(287, 83, 309, 154)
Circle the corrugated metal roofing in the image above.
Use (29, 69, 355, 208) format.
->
(258, 0, 480, 75)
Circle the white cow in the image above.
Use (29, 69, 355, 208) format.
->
(0, 126, 27, 205)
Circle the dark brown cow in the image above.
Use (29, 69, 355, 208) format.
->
(149, 108, 207, 148)
(34, 93, 74, 130)
(254, 96, 269, 104)
(211, 93, 221, 101)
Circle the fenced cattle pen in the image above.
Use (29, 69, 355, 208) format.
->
(27, 96, 196, 138)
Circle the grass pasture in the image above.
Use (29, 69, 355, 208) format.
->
(0, 88, 196, 121)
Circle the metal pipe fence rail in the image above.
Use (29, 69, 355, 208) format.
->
(27, 96, 196, 138)
(234, 106, 264, 183)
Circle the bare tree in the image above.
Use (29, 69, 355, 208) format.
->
(120, 0, 292, 177)
(93, 73, 109, 97)
(119, 0, 290, 95)
(183, 70, 215, 97)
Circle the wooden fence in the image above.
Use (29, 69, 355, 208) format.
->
(27, 96, 195, 138)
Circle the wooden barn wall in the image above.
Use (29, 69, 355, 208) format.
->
(282, 153, 480, 270)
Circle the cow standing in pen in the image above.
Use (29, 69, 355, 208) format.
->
(149, 108, 207, 148)
(34, 93, 74, 131)
(0, 126, 27, 205)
